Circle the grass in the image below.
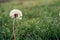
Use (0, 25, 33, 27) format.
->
(0, 0, 60, 40)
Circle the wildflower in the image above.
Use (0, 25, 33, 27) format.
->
(9, 9, 22, 20)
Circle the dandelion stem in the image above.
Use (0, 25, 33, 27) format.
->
(12, 19, 16, 40)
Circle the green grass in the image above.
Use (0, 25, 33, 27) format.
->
(0, 0, 60, 40)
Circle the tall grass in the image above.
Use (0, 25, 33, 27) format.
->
(0, 0, 60, 40)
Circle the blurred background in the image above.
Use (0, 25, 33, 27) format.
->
(0, 0, 60, 40)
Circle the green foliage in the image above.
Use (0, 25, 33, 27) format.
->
(0, 0, 60, 40)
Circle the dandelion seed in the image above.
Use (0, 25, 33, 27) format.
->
(9, 9, 22, 20)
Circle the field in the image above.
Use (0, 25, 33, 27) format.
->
(0, 0, 60, 40)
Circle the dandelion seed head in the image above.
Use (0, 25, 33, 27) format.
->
(9, 9, 22, 20)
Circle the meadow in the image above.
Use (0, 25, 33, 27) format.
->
(0, 0, 60, 40)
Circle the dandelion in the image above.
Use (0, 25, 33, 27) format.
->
(9, 9, 22, 19)
(9, 9, 23, 40)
